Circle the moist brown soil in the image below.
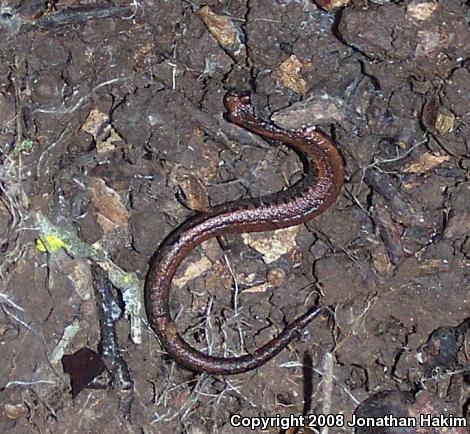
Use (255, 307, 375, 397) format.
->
(0, 1, 469, 433)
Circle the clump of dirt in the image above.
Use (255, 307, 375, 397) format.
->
(0, 1, 468, 433)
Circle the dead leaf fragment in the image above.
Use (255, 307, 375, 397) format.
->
(271, 94, 348, 129)
(406, 1, 438, 22)
(415, 27, 449, 58)
(402, 153, 450, 174)
(82, 109, 107, 137)
(90, 178, 129, 232)
(371, 244, 393, 274)
(177, 174, 210, 212)
(81, 109, 123, 153)
(273, 55, 308, 95)
(314, 0, 351, 11)
(434, 111, 455, 134)
(54, 254, 93, 301)
(134, 41, 156, 69)
(267, 267, 287, 287)
(173, 255, 212, 289)
(418, 259, 451, 273)
(68, 259, 93, 300)
(3, 403, 28, 420)
(0, 199, 10, 243)
(241, 281, 271, 294)
(242, 226, 300, 264)
(195, 6, 241, 51)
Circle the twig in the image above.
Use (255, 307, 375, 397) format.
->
(280, 361, 361, 405)
(356, 137, 427, 227)
(366, 137, 427, 171)
(33, 77, 130, 116)
(1, 4, 135, 35)
(0, 291, 25, 311)
(12, 57, 24, 152)
(319, 352, 334, 434)
(3, 379, 56, 389)
(363, 169, 424, 226)
(154, 374, 210, 423)
(1, 305, 47, 346)
(122, 0, 142, 20)
(204, 295, 215, 355)
(222, 379, 257, 407)
(373, 196, 405, 265)
(35, 212, 142, 344)
(223, 251, 245, 352)
(36, 126, 69, 178)
(49, 319, 81, 365)
(93, 266, 134, 415)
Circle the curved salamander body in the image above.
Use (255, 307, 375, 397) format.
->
(145, 92, 344, 375)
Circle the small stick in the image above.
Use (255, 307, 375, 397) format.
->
(92, 265, 134, 415)
(363, 169, 424, 226)
(373, 196, 405, 265)
(2, 5, 135, 34)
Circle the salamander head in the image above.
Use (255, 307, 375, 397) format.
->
(223, 91, 255, 121)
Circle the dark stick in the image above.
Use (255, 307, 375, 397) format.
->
(92, 265, 134, 415)
(1, 5, 134, 34)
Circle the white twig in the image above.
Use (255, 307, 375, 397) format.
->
(222, 251, 245, 351)
(36, 126, 69, 178)
(280, 361, 361, 405)
(357, 136, 428, 196)
(122, 0, 142, 19)
(4, 379, 56, 389)
(33, 77, 129, 115)
(0, 291, 25, 311)
(2, 305, 46, 346)
(205, 296, 215, 355)
(49, 318, 81, 365)
(319, 353, 334, 434)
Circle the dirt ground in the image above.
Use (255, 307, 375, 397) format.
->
(0, 1, 469, 433)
